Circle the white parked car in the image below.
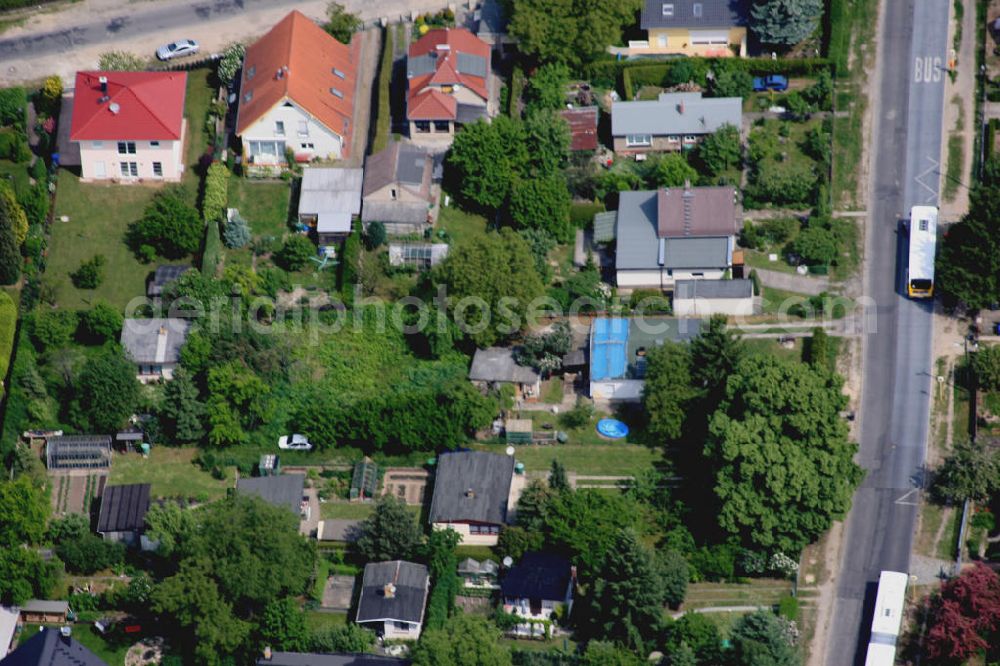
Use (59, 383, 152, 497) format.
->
(156, 39, 200, 61)
(278, 434, 312, 451)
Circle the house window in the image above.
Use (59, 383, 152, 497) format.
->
(691, 272, 704, 277)
(469, 524, 500, 535)
(275, 121, 285, 136)
(297, 120, 309, 137)
(247, 65, 256, 80)
(683, 134, 698, 142)
(625, 134, 652, 147)
(92, 141, 104, 149)
(390, 188, 397, 200)
(661, 3, 674, 16)
(300, 143, 314, 150)
(152, 162, 163, 177)
(667, 135, 680, 143)
(330, 87, 344, 99)
(244, 90, 253, 103)
(248, 140, 286, 161)
(414, 120, 431, 133)
(117, 141, 136, 154)
(693, 2, 702, 16)
(120, 161, 138, 177)
(149, 140, 160, 148)
(332, 67, 346, 78)
(433, 120, 450, 132)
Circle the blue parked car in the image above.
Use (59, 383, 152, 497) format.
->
(752, 75, 789, 92)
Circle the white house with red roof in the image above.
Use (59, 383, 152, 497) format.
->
(236, 10, 359, 167)
(70, 71, 187, 182)
(406, 27, 492, 142)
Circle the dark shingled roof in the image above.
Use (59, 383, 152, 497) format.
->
(429, 451, 514, 525)
(468, 348, 540, 385)
(97, 484, 151, 534)
(147, 265, 192, 297)
(640, 0, 749, 29)
(674, 278, 753, 299)
(356, 561, 429, 625)
(236, 474, 305, 515)
(1, 627, 109, 666)
(501, 552, 572, 601)
(257, 654, 409, 666)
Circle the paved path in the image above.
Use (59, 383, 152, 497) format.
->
(754, 267, 832, 295)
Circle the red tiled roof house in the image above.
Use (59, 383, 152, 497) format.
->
(70, 71, 187, 182)
(236, 10, 359, 166)
(406, 28, 492, 142)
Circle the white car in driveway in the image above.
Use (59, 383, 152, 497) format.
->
(278, 434, 312, 451)
(156, 39, 200, 61)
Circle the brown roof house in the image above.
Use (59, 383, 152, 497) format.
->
(236, 10, 360, 168)
(614, 184, 741, 290)
(560, 107, 599, 151)
(361, 141, 441, 234)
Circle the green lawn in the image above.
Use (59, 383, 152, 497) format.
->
(47, 172, 160, 309)
(474, 441, 661, 477)
(305, 610, 348, 632)
(178, 68, 216, 198)
(540, 378, 564, 405)
(682, 579, 792, 610)
(760, 287, 854, 319)
(227, 177, 290, 238)
(109, 446, 230, 502)
(0, 158, 29, 196)
(320, 501, 420, 521)
(438, 204, 488, 245)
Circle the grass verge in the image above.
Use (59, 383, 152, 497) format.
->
(108, 447, 230, 502)
(227, 178, 290, 237)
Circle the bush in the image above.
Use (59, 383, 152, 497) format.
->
(276, 234, 316, 271)
(0, 129, 30, 162)
(218, 43, 245, 87)
(629, 288, 672, 314)
(365, 221, 386, 250)
(31, 309, 77, 351)
(222, 211, 251, 249)
(70, 254, 106, 289)
(38, 76, 63, 117)
(55, 533, 125, 574)
(747, 164, 818, 208)
(778, 595, 799, 620)
(559, 398, 594, 429)
(0, 87, 27, 127)
(203, 162, 230, 223)
(0, 291, 15, 389)
(78, 301, 123, 343)
(128, 188, 202, 259)
(98, 51, 144, 71)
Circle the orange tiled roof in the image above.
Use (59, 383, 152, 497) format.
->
(407, 27, 489, 121)
(408, 88, 458, 121)
(236, 10, 359, 155)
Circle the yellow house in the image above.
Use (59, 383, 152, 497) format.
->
(633, 0, 749, 57)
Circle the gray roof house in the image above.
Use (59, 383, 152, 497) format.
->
(0, 627, 108, 666)
(97, 483, 151, 546)
(611, 92, 741, 154)
(120, 318, 190, 383)
(356, 561, 430, 640)
(429, 451, 516, 545)
(146, 264, 192, 298)
(468, 348, 541, 401)
(236, 474, 306, 517)
(673, 278, 755, 316)
(637, 0, 749, 57)
(361, 142, 439, 233)
(297, 167, 363, 242)
(615, 186, 741, 290)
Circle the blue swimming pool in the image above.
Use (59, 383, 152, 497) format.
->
(596, 418, 629, 439)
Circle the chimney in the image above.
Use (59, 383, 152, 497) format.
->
(99, 76, 108, 93)
(683, 179, 692, 191)
(109, 102, 120, 115)
(59, 626, 72, 644)
(677, 100, 685, 114)
(276, 68, 284, 79)
(465, 487, 475, 498)
(262, 646, 272, 661)
(570, 565, 577, 581)
(384, 583, 397, 598)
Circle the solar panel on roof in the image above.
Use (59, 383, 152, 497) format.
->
(455, 52, 487, 77)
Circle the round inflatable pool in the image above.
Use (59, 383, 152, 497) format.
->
(596, 418, 629, 439)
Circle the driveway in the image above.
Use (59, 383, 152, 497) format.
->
(0, 0, 454, 85)
(753, 267, 831, 296)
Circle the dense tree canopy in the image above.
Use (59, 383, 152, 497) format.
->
(932, 439, 1000, 504)
(750, 0, 824, 46)
(77, 344, 140, 433)
(0, 477, 57, 605)
(706, 354, 863, 552)
(924, 563, 1000, 662)
(642, 341, 699, 442)
(411, 614, 512, 666)
(695, 125, 742, 179)
(354, 494, 422, 562)
(435, 228, 545, 346)
(508, 175, 572, 242)
(936, 179, 1000, 308)
(524, 63, 571, 112)
(729, 610, 799, 666)
(128, 188, 202, 259)
(508, 0, 642, 68)
(446, 117, 528, 210)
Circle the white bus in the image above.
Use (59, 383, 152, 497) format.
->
(864, 570, 909, 666)
(907, 205, 937, 299)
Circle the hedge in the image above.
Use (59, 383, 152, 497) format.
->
(0, 290, 15, 397)
(590, 57, 833, 98)
(569, 201, 605, 227)
(201, 218, 223, 277)
(202, 162, 230, 224)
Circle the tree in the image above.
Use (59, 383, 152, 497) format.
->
(160, 368, 206, 443)
(144, 502, 196, 558)
(712, 68, 753, 99)
(508, 0, 642, 68)
(0, 547, 60, 606)
(445, 117, 526, 210)
(0, 87, 26, 127)
(309, 623, 375, 653)
(275, 234, 316, 271)
(98, 50, 145, 70)
(129, 188, 203, 259)
(924, 563, 1000, 661)
(524, 63, 571, 112)
(750, 0, 824, 46)
(365, 220, 386, 250)
(582, 529, 666, 650)
(205, 361, 270, 447)
(0, 476, 49, 548)
(642, 341, 698, 442)
(435, 228, 545, 346)
(78, 301, 123, 343)
(47, 513, 89, 544)
(55, 532, 125, 574)
(651, 153, 699, 188)
(70, 254, 107, 289)
(689, 315, 744, 409)
(974, 343, 1000, 390)
(223, 212, 251, 249)
(660, 549, 689, 610)
(354, 494, 423, 562)
(31, 309, 78, 352)
(78, 345, 140, 433)
(324, 2, 361, 43)
(508, 175, 572, 242)
(936, 185, 1000, 307)
(258, 598, 308, 652)
(695, 126, 741, 179)
(411, 614, 512, 666)
(548, 460, 569, 491)
(805, 327, 830, 371)
(706, 354, 863, 552)
(729, 610, 799, 666)
(580, 642, 644, 666)
(932, 439, 1000, 503)
(792, 226, 838, 266)
(423, 528, 461, 630)
(523, 111, 571, 177)
(663, 613, 723, 665)
(0, 180, 28, 244)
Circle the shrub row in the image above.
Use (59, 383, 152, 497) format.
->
(0, 291, 16, 397)
(203, 162, 230, 224)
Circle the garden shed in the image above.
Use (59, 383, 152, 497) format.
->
(45, 435, 112, 470)
(350, 458, 379, 502)
(505, 419, 533, 444)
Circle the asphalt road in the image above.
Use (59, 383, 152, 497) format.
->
(826, 0, 948, 663)
(0, 0, 311, 61)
